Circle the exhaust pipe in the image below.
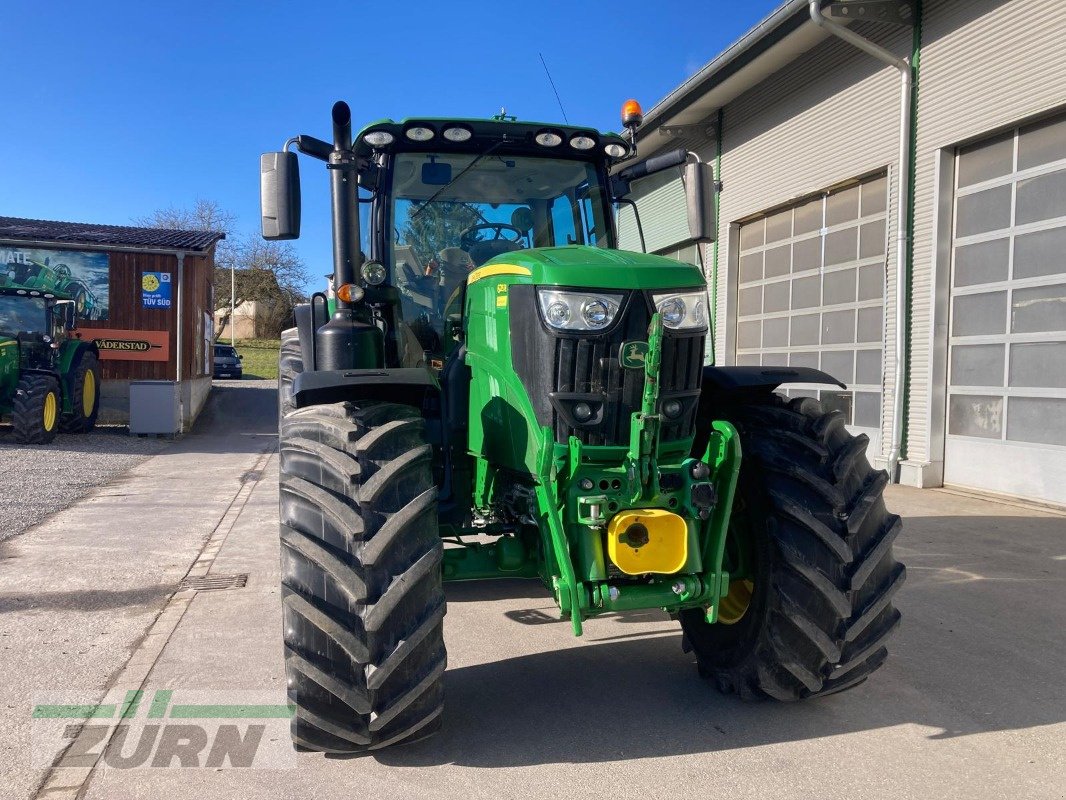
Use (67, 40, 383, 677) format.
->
(329, 101, 361, 304)
(316, 100, 383, 371)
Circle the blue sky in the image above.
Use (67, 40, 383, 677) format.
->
(1, 0, 780, 293)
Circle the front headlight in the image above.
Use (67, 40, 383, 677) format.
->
(652, 290, 709, 330)
(538, 289, 623, 331)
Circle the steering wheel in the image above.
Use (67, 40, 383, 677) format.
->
(459, 223, 526, 251)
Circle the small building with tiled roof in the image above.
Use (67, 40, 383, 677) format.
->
(0, 216, 225, 430)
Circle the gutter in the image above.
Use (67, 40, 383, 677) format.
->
(808, 0, 914, 483)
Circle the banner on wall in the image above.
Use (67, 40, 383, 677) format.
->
(75, 327, 169, 362)
(141, 271, 172, 309)
(0, 247, 109, 322)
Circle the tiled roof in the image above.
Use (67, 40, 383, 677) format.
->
(0, 216, 225, 252)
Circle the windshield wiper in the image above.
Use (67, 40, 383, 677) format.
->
(410, 140, 505, 220)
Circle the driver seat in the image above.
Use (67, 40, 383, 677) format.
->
(436, 247, 476, 306)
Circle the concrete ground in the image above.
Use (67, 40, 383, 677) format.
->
(1, 381, 1064, 799)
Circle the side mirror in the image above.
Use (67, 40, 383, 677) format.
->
(260, 151, 301, 240)
(53, 299, 76, 329)
(684, 161, 717, 244)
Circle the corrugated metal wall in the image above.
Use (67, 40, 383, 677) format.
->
(909, 0, 1066, 466)
(716, 22, 909, 459)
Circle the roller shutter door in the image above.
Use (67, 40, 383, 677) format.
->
(945, 113, 1066, 504)
(735, 173, 888, 453)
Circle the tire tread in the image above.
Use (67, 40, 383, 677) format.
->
(280, 400, 445, 753)
(682, 393, 903, 701)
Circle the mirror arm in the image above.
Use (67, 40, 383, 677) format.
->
(288, 134, 333, 162)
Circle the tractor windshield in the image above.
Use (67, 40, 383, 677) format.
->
(390, 151, 612, 356)
(0, 295, 48, 337)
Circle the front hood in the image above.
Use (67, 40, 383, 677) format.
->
(483, 246, 704, 291)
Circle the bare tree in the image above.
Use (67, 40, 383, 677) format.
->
(134, 199, 239, 268)
(135, 201, 310, 339)
(216, 238, 310, 338)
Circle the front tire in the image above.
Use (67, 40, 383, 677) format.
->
(278, 327, 302, 424)
(279, 401, 446, 752)
(12, 374, 61, 444)
(681, 394, 904, 700)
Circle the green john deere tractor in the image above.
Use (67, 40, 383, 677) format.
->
(0, 286, 101, 443)
(262, 100, 904, 752)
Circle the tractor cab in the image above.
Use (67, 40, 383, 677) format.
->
(0, 290, 70, 369)
(347, 117, 631, 367)
(387, 147, 612, 361)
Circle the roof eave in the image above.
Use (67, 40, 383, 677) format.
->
(0, 235, 223, 255)
(637, 0, 832, 143)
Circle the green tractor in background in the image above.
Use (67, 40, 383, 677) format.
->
(0, 285, 101, 443)
(262, 100, 904, 752)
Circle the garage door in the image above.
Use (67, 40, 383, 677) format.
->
(945, 114, 1066, 505)
(735, 173, 888, 453)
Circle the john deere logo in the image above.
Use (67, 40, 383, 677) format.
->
(620, 341, 649, 369)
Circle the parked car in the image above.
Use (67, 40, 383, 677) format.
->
(213, 344, 243, 379)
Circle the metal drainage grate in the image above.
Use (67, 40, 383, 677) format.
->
(178, 573, 249, 592)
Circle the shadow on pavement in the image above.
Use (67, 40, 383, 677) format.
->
(365, 512, 1066, 768)
(0, 584, 171, 613)
(443, 579, 551, 604)
(0, 381, 278, 456)
(163, 381, 278, 456)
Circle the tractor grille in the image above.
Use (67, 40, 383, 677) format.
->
(509, 286, 704, 446)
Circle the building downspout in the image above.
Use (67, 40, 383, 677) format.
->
(176, 251, 185, 430)
(711, 107, 724, 365)
(809, 0, 913, 482)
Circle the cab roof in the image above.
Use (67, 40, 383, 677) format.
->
(353, 117, 632, 162)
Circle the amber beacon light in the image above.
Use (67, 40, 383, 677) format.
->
(621, 99, 644, 130)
